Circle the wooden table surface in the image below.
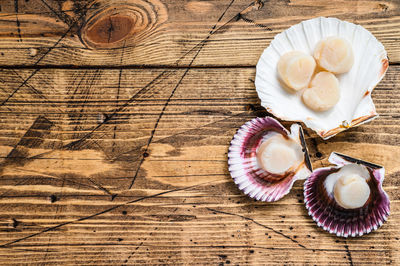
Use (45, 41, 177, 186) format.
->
(0, 0, 399, 265)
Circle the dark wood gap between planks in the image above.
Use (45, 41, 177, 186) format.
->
(1, 62, 399, 70)
(0, 64, 258, 70)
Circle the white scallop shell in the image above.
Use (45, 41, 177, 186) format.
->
(255, 17, 388, 139)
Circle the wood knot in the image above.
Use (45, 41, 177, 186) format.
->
(80, 0, 167, 49)
(83, 12, 135, 47)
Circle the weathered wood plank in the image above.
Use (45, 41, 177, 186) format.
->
(0, 66, 399, 264)
(0, 0, 399, 67)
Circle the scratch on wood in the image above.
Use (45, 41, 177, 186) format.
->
(3, 115, 53, 166)
(12, 167, 116, 194)
(344, 243, 354, 266)
(112, 41, 126, 153)
(0, 69, 40, 107)
(90, 138, 114, 162)
(207, 208, 308, 250)
(68, 69, 102, 142)
(0, 178, 30, 199)
(30, 0, 264, 155)
(216, 0, 236, 24)
(128, 67, 190, 189)
(128, 0, 236, 189)
(40, 0, 70, 26)
(122, 227, 159, 265)
(175, 0, 269, 63)
(122, 241, 144, 265)
(0, 7, 97, 19)
(14, 0, 22, 42)
(1, 98, 253, 181)
(87, 177, 114, 198)
(68, 67, 88, 95)
(42, 177, 66, 262)
(122, 196, 183, 264)
(0, 3, 91, 107)
(62, 70, 173, 150)
(1, 0, 268, 173)
(0, 246, 57, 253)
(146, 214, 196, 222)
(10, 69, 65, 114)
(2, 125, 117, 199)
(176, 0, 237, 64)
(238, 14, 272, 31)
(0, 180, 218, 247)
(111, 110, 251, 162)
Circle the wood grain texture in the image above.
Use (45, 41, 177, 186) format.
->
(0, 0, 399, 66)
(1, 0, 400, 265)
(0, 66, 400, 265)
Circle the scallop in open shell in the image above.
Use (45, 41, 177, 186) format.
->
(228, 117, 312, 202)
(255, 17, 388, 139)
(304, 152, 390, 237)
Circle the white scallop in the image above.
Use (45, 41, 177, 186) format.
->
(255, 17, 388, 139)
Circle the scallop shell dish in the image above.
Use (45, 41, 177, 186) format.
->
(304, 153, 390, 237)
(228, 117, 312, 202)
(228, 16, 390, 238)
(255, 17, 388, 140)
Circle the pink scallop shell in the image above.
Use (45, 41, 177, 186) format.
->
(228, 117, 312, 202)
(304, 152, 390, 237)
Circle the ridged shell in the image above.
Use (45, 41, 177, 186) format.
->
(228, 117, 312, 202)
(255, 17, 388, 139)
(304, 152, 390, 237)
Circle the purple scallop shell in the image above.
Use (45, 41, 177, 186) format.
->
(304, 152, 390, 237)
(228, 117, 312, 202)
